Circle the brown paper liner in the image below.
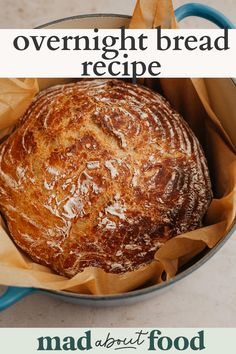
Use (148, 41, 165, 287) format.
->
(0, 0, 235, 295)
(129, 0, 177, 29)
(0, 79, 38, 140)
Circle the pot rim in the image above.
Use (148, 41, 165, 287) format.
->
(36, 13, 131, 29)
(41, 221, 236, 301)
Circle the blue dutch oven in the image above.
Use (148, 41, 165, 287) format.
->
(0, 2, 235, 311)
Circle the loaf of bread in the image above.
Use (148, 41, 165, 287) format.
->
(0, 79, 212, 277)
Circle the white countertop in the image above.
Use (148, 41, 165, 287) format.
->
(0, 0, 235, 327)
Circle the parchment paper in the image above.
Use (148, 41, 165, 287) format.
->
(0, 0, 235, 295)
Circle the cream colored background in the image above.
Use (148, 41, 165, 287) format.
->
(0, 0, 235, 327)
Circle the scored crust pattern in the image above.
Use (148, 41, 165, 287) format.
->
(0, 79, 212, 277)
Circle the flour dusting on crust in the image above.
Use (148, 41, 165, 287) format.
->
(0, 79, 212, 278)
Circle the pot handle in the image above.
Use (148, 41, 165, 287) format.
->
(175, 3, 235, 29)
(0, 286, 36, 311)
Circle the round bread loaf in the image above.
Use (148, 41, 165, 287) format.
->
(0, 79, 212, 277)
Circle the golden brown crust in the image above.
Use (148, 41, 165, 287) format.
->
(0, 79, 212, 277)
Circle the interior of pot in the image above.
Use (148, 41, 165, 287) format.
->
(37, 14, 131, 29)
(31, 15, 236, 298)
